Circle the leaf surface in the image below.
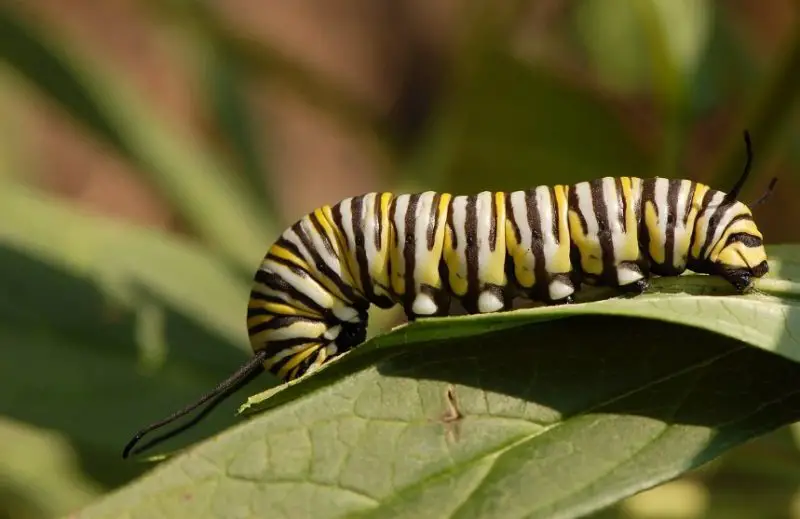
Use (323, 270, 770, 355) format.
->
(75, 246, 800, 519)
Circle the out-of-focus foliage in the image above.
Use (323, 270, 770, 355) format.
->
(0, 1, 799, 518)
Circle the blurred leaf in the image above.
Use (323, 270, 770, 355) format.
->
(407, 47, 651, 194)
(574, 0, 658, 95)
(0, 417, 102, 519)
(576, 0, 712, 177)
(75, 246, 800, 518)
(145, 0, 386, 150)
(0, 182, 277, 469)
(204, 45, 278, 222)
(708, 24, 800, 196)
(0, 6, 273, 272)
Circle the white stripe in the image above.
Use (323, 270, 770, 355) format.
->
(260, 260, 335, 310)
(708, 200, 740, 256)
(672, 180, 692, 267)
(265, 343, 315, 364)
(653, 177, 670, 242)
(510, 191, 532, 251)
(575, 182, 599, 236)
(475, 191, 493, 278)
(339, 198, 356, 252)
(537, 186, 560, 273)
(264, 320, 328, 342)
(391, 195, 411, 284)
(303, 216, 343, 278)
(602, 177, 625, 262)
(696, 191, 727, 257)
(413, 191, 438, 286)
(451, 196, 469, 280)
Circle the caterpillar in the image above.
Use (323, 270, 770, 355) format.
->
(122, 131, 774, 458)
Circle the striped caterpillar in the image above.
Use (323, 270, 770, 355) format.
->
(122, 132, 772, 458)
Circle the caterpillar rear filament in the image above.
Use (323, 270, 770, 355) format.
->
(122, 131, 773, 458)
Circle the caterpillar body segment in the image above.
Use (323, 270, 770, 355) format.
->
(249, 176, 769, 383)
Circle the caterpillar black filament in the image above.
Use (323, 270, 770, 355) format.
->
(122, 131, 772, 458)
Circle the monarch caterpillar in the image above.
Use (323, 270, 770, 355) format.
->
(122, 131, 774, 458)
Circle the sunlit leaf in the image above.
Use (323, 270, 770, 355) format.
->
(75, 246, 800, 519)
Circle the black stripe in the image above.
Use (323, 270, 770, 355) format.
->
(682, 181, 695, 225)
(639, 178, 656, 258)
(248, 315, 319, 335)
(427, 193, 440, 250)
(489, 192, 498, 252)
(374, 193, 384, 250)
(275, 236, 304, 262)
(351, 196, 377, 304)
(725, 232, 762, 248)
(266, 341, 323, 376)
(567, 184, 588, 236)
(294, 218, 361, 305)
(404, 194, 420, 307)
(526, 188, 547, 294)
(331, 203, 345, 247)
(247, 292, 314, 318)
(549, 186, 560, 239)
(448, 197, 457, 250)
(725, 213, 754, 228)
(615, 177, 627, 233)
(590, 179, 615, 283)
(664, 179, 681, 269)
(698, 189, 724, 259)
(389, 197, 399, 247)
(308, 211, 336, 257)
(506, 192, 522, 246)
(253, 268, 331, 319)
(465, 195, 480, 305)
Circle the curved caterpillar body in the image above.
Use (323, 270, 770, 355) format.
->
(249, 175, 768, 382)
(121, 132, 771, 459)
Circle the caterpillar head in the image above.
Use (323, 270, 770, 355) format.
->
(708, 204, 769, 292)
(701, 131, 771, 292)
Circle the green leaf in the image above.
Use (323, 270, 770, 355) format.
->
(707, 25, 800, 195)
(0, 417, 102, 519)
(0, 182, 277, 467)
(75, 245, 800, 519)
(0, 6, 272, 272)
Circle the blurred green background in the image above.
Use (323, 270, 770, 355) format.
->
(0, 0, 799, 518)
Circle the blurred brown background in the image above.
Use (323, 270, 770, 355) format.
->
(1, 0, 799, 518)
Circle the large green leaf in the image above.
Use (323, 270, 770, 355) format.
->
(74, 245, 800, 519)
(0, 6, 273, 272)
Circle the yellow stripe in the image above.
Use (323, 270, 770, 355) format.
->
(417, 193, 452, 290)
(277, 344, 320, 379)
(568, 184, 603, 276)
(551, 185, 572, 273)
(389, 198, 405, 297)
(483, 191, 506, 286)
(443, 211, 468, 297)
(618, 177, 640, 263)
(247, 315, 274, 329)
(268, 244, 311, 272)
(259, 300, 320, 319)
(689, 184, 711, 259)
(369, 193, 393, 294)
(249, 284, 318, 316)
(320, 205, 364, 296)
(505, 211, 533, 288)
(643, 198, 664, 265)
